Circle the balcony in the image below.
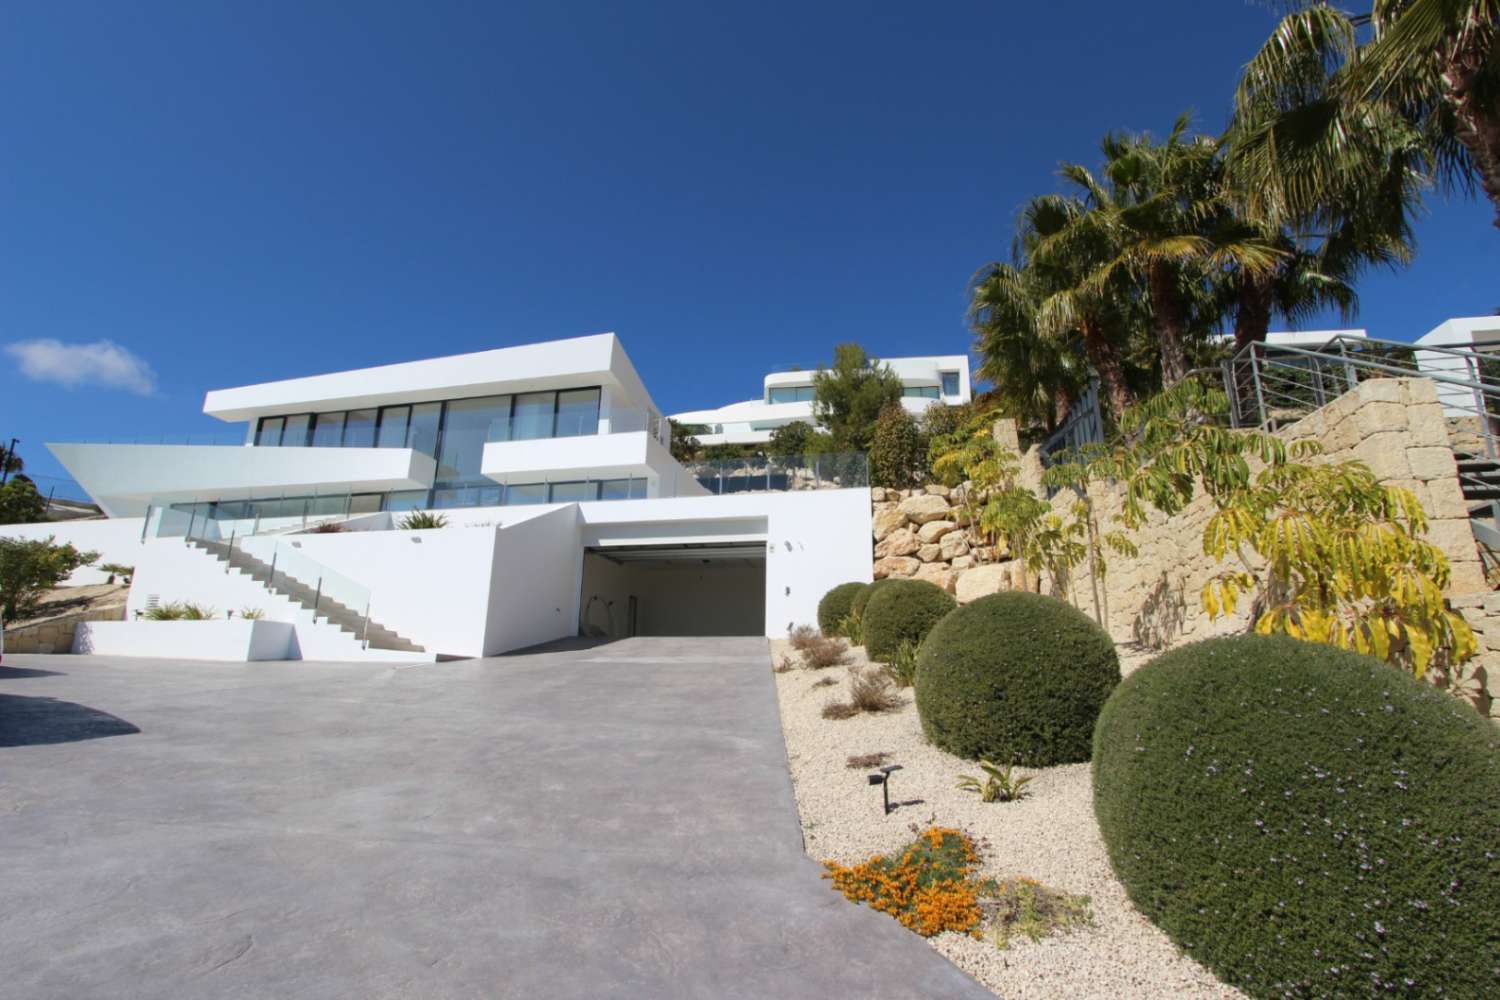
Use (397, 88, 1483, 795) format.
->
(479, 408, 673, 486)
(48, 442, 437, 518)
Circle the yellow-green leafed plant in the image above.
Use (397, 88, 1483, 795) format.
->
(1200, 460, 1480, 700)
(955, 760, 1033, 803)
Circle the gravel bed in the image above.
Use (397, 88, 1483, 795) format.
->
(771, 639, 1244, 1000)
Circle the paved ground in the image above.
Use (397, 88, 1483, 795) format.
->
(0, 639, 989, 999)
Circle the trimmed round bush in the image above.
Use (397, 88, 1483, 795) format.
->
(849, 577, 895, 623)
(915, 592, 1117, 765)
(817, 582, 867, 636)
(1093, 635, 1500, 998)
(862, 578, 956, 663)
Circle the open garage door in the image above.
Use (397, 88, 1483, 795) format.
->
(579, 543, 766, 638)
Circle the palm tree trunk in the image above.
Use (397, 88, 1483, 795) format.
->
(1233, 272, 1276, 351)
(1079, 318, 1133, 420)
(1441, 33, 1500, 230)
(1147, 262, 1190, 385)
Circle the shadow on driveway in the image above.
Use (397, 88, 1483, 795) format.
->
(0, 694, 140, 747)
(0, 665, 66, 680)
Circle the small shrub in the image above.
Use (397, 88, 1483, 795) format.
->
(823, 828, 984, 937)
(882, 639, 920, 688)
(955, 761, 1032, 803)
(309, 521, 344, 533)
(817, 582, 867, 636)
(846, 752, 891, 769)
(1093, 634, 1500, 998)
(239, 608, 266, 620)
(862, 579, 956, 662)
(821, 701, 860, 720)
(787, 624, 819, 650)
(397, 511, 448, 530)
(870, 401, 925, 489)
(0, 536, 99, 620)
(773, 655, 795, 673)
(986, 878, 1092, 949)
(811, 675, 837, 689)
(800, 635, 849, 669)
(916, 592, 1119, 766)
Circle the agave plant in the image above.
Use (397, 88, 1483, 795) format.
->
(956, 761, 1033, 803)
(397, 511, 448, 530)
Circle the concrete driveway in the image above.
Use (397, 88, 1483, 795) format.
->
(0, 639, 989, 999)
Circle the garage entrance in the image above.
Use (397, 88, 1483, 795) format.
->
(579, 543, 766, 638)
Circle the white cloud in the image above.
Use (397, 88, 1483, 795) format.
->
(4, 338, 158, 396)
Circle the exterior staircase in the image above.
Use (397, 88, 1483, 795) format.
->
(187, 538, 426, 655)
(1453, 451, 1500, 551)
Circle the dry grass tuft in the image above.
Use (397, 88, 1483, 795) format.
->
(848, 666, 901, 713)
(773, 655, 796, 674)
(800, 635, 849, 670)
(811, 675, 838, 689)
(821, 701, 861, 720)
(846, 751, 892, 769)
(788, 624, 820, 651)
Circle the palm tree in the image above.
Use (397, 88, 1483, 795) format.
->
(968, 259, 1088, 432)
(1229, 2, 1493, 228)
(1019, 195, 1140, 421)
(1225, 4, 1425, 345)
(1040, 119, 1283, 384)
(1354, 0, 1500, 227)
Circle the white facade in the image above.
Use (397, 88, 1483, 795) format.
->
(13, 332, 874, 661)
(671, 354, 972, 446)
(1414, 316, 1500, 415)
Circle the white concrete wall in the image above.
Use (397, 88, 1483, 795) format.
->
(484, 504, 583, 653)
(0, 517, 147, 585)
(74, 619, 294, 661)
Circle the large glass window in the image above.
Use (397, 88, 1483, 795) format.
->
(311, 412, 345, 447)
(432, 483, 503, 509)
(255, 416, 285, 447)
(547, 481, 595, 503)
(435, 396, 509, 484)
(598, 477, 645, 500)
(555, 388, 601, 437)
(511, 392, 555, 440)
(343, 408, 377, 448)
(408, 403, 442, 457)
(383, 490, 429, 512)
(768, 385, 816, 404)
(941, 371, 960, 396)
(377, 406, 410, 448)
(903, 385, 940, 399)
(283, 414, 311, 447)
(503, 483, 548, 505)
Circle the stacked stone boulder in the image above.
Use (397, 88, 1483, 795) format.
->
(870, 485, 1019, 600)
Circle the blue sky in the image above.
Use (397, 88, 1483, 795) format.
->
(4, 1, 1498, 489)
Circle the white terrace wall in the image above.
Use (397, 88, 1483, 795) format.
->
(1009, 377, 1498, 712)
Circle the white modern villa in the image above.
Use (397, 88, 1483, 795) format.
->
(671, 355, 972, 446)
(10, 333, 886, 662)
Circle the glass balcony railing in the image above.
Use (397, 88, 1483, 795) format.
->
(485, 406, 669, 447)
(662, 452, 869, 497)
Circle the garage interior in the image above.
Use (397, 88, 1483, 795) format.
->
(579, 543, 767, 638)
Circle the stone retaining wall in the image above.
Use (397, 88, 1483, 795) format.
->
(3, 604, 126, 654)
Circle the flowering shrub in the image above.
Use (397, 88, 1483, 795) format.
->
(823, 828, 984, 937)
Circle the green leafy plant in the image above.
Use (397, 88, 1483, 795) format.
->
(397, 511, 448, 530)
(1094, 634, 1500, 998)
(0, 536, 98, 620)
(861, 578, 956, 663)
(309, 521, 344, 533)
(239, 607, 266, 620)
(869, 401, 925, 489)
(916, 592, 1119, 766)
(812, 343, 904, 453)
(955, 760, 1033, 803)
(881, 638, 920, 688)
(0, 477, 47, 525)
(1120, 378, 1482, 709)
(823, 828, 985, 937)
(837, 607, 864, 646)
(99, 562, 135, 584)
(987, 878, 1092, 949)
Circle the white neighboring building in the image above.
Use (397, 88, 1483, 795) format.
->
(671, 354, 972, 446)
(1414, 316, 1500, 415)
(12, 333, 874, 661)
